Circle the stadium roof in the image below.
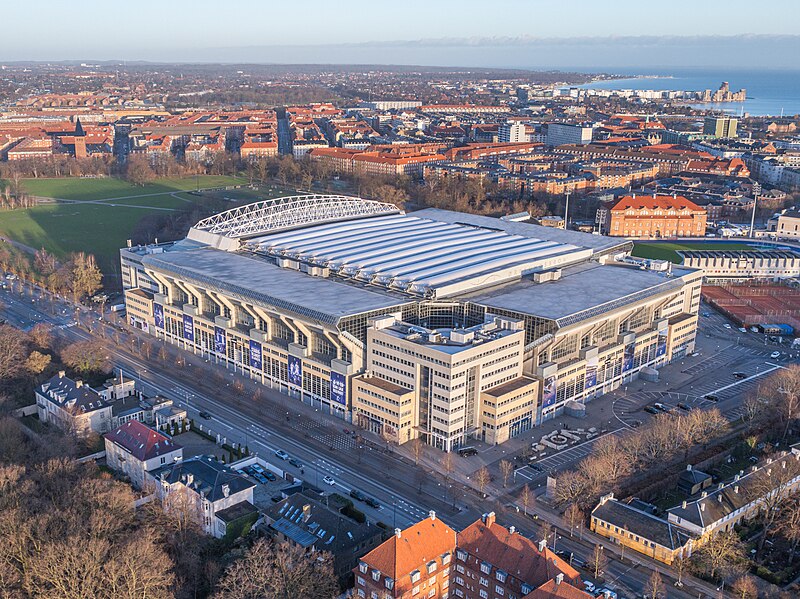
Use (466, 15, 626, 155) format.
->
(467, 262, 690, 325)
(141, 247, 408, 326)
(246, 212, 589, 298)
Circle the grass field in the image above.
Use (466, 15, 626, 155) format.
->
(0, 175, 245, 275)
(632, 241, 756, 263)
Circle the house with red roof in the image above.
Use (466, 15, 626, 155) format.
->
(603, 194, 707, 239)
(104, 420, 183, 489)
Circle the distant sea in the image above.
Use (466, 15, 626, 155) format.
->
(563, 68, 800, 117)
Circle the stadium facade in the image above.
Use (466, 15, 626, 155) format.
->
(121, 195, 702, 451)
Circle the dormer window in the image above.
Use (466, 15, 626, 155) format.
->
(359, 562, 368, 574)
(385, 578, 394, 590)
(427, 561, 437, 574)
(442, 552, 451, 565)
(480, 562, 491, 575)
(372, 570, 381, 581)
(411, 570, 421, 583)
(495, 570, 507, 583)
(456, 549, 467, 561)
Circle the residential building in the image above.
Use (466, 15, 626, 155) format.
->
(150, 455, 256, 537)
(265, 493, 383, 580)
(36, 371, 113, 436)
(768, 207, 800, 240)
(591, 494, 694, 565)
(703, 116, 738, 139)
(546, 124, 593, 148)
(602, 194, 707, 238)
(354, 511, 456, 599)
(454, 512, 582, 598)
(499, 122, 527, 143)
(104, 420, 183, 489)
(667, 453, 800, 539)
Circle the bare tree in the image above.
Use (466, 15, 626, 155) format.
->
(765, 365, 800, 440)
(141, 341, 153, 360)
(747, 453, 800, 554)
(520, 483, 532, 516)
(212, 539, 337, 599)
(692, 531, 745, 580)
(411, 437, 423, 465)
(499, 459, 513, 488)
(29, 323, 52, 349)
(60, 340, 110, 375)
(776, 497, 800, 561)
(441, 452, 454, 484)
(646, 570, 664, 599)
(589, 544, 608, 579)
(731, 575, 758, 599)
(563, 503, 584, 537)
(0, 324, 29, 380)
(475, 466, 491, 496)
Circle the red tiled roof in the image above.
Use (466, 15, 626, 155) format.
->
(104, 420, 180, 462)
(524, 579, 593, 599)
(359, 514, 456, 583)
(457, 518, 581, 587)
(610, 194, 702, 212)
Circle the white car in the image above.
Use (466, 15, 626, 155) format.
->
(723, 323, 732, 329)
(274, 450, 289, 461)
(770, 351, 782, 359)
(583, 581, 595, 594)
(322, 475, 336, 486)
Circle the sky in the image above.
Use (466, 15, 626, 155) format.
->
(1, 0, 799, 68)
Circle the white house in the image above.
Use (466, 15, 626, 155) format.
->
(104, 420, 183, 489)
(36, 371, 114, 436)
(149, 455, 256, 537)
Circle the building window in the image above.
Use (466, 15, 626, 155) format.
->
(359, 562, 368, 574)
(372, 570, 381, 581)
(411, 570, 421, 584)
(456, 549, 467, 561)
(480, 562, 491, 575)
(496, 571, 507, 583)
(495, 586, 505, 596)
(427, 561, 437, 574)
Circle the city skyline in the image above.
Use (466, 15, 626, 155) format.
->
(1, 0, 799, 67)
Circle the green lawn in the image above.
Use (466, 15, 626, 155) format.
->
(632, 241, 757, 264)
(21, 175, 244, 201)
(0, 176, 245, 275)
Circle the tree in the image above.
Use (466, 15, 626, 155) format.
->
(731, 575, 758, 599)
(646, 570, 664, 599)
(748, 453, 800, 553)
(0, 325, 29, 380)
(29, 323, 52, 349)
(589, 544, 608, 579)
(212, 539, 337, 599)
(441, 452, 454, 483)
(125, 154, 156, 186)
(776, 497, 800, 561)
(24, 351, 51, 376)
(563, 503, 584, 537)
(69, 252, 103, 300)
(765, 365, 800, 440)
(692, 531, 745, 580)
(61, 340, 110, 375)
(499, 459, 513, 488)
(411, 437, 423, 465)
(475, 466, 491, 496)
(520, 483, 533, 516)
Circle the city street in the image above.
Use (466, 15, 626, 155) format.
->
(2, 281, 794, 598)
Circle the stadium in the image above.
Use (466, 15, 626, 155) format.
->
(122, 195, 703, 451)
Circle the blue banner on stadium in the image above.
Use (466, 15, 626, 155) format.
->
(288, 355, 302, 386)
(249, 340, 263, 371)
(153, 303, 164, 329)
(214, 326, 226, 355)
(656, 330, 668, 357)
(622, 342, 635, 372)
(542, 375, 557, 408)
(182, 314, 194, 342)
(330, 371, 347, 405)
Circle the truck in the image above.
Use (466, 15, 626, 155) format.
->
(110, 303, 126, 313)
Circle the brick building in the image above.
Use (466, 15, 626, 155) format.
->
(602, 194, 707, 239)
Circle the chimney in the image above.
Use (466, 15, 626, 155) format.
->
(222, 484, 230, 498)
(718, 494, 723, 503)
(701, 491, 707, 499)
(734, 485, 739, 494)
(394, 528, 402, 539)
(718, 483, 724, 490)
(681, 501, 687, 509)
(75, 380, 83, 388)
(555, 573, 564, 586)
(429, 511, 436, 521)
(483, 512, 496, 527)
(538, 539, 547, 552)
(185, 473, 194, 486)
(303, 504, 312, 521)
(509, 526, 516, 535)
(58, 370, 65, 378)
(686, 464, 692, 471)
(700, 503, 706, 512)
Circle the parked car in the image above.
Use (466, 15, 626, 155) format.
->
(770, 351, 782, 359)
(322, 475, 336, 486)
(738, 327, 747, 333)
(723, 323, 732, 329)
(677, 402, 691, 411)
(733, 372, 747, 379)
(644, 405, 660, 414)
(704, 394, 720, 402)
(288, 458, 303, 468)
(274, 450, 290, 461)
(595, 589, 617, 599)
(583, 582, 596, 594)
(364, 496, 381, 509)
(263, 470, 277, 482)
(458, 447, 478, 457)
(350, 489, 367, 502)
(198, 410, 212, 420)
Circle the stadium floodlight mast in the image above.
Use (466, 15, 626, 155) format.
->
(749, 183, 761, 238)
